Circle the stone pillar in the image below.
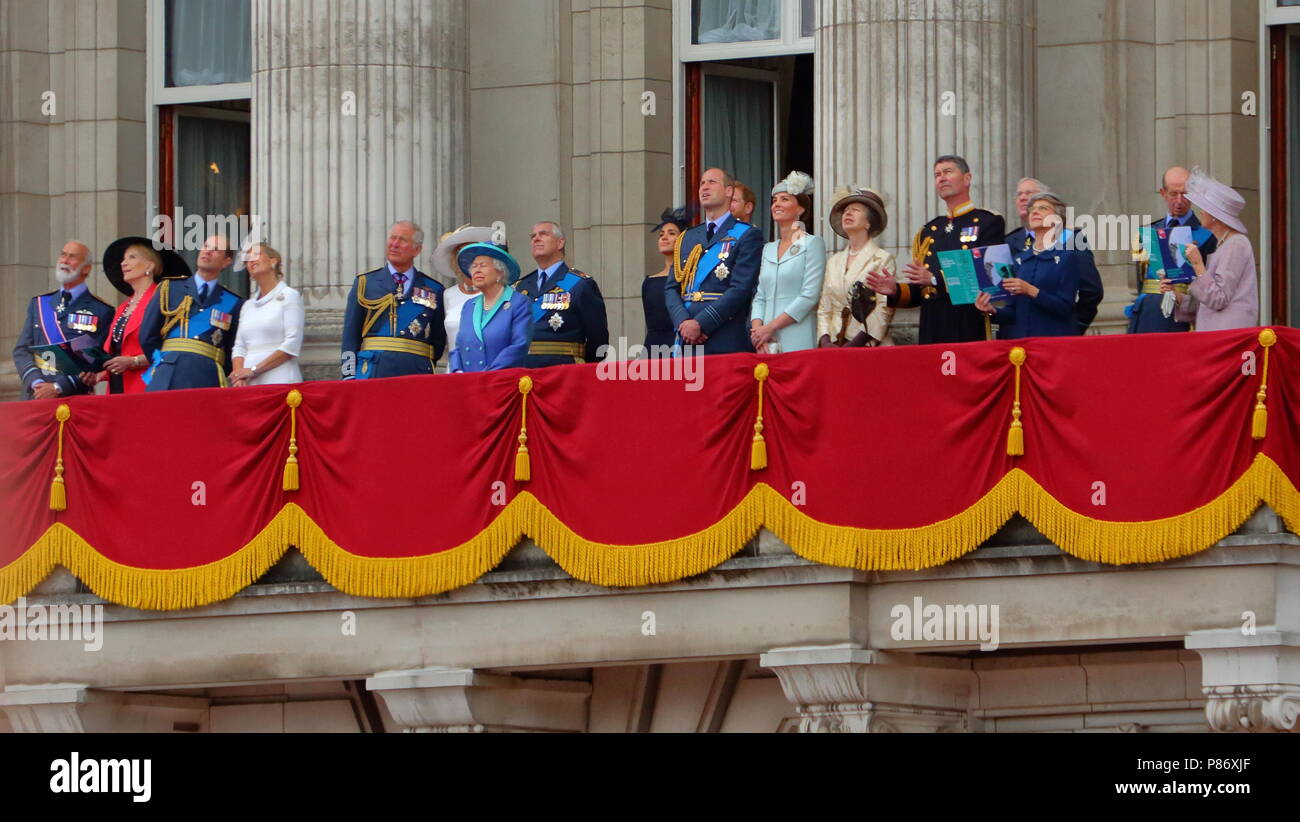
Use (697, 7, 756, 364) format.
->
(814, 0, 1035, 342)
(0, 0, 148, 400)
(0, 685, 208, 733)
(1187, 629, 1300, 733)
(760, 645, 973, 733)
(251, 0, 468, 379)
(366, 667, 591, 733)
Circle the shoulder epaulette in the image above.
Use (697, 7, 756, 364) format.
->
(571, 269, 591, 278)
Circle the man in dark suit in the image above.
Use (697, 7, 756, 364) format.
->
(1127, 165, 1218, 334)
(664, 167, 763, 354)
(340, 220, 447, 380)
(514, 221, 609, 367)
(867, 155, 1006, 344)
(12, 240, 114, 399)
(139, 234, 244, 390)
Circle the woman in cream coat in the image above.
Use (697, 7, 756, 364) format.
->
(750, 171, 826, 353)
(817, 187, 897, 347)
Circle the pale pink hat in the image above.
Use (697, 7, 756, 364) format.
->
(1185, 167, 1247, 235)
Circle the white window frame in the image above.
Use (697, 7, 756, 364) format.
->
(145, 0, 252, 217)
(676, 0, 814, 63)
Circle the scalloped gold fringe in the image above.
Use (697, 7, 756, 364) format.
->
(2, 455, 1296, 610)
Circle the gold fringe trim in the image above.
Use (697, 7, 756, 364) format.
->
(2, 455, 1297, 609)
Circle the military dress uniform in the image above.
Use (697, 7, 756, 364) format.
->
(1126, 215, 1217, 334)
(663, 213, 764, 354)
(513, 262, 609, 367)
(12, 285, 114, 399)
(139, 276, 244, 391)
(888, 203, 1006, 344)
(340, 265, 447, 380)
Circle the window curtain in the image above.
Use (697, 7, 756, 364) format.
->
(703, 74, 774, 238)
(176, 116, 251, 294)
(694, 0, 780, 43)
(167, 0, 251, 86)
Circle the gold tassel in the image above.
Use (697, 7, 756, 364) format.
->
(751, 363, 769, 470)
(1007, 346, 1026, 457)
(48, 403, 71, 511)
(515, 376, 533, 482)
(283, 389, 302, 491)
(1252, 328, 1276, 440)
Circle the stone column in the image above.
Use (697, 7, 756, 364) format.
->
(0, 685, 209, 733)
(366, 667, 591, 733)
(251, 0, 468, 379)
(760, 645, 973, 733)
(814, 0, 1035, 342)
(1187, 629, 1300, 733)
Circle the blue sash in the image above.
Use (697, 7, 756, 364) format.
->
(689, 222, 754, 294)
(164, 290, 239, 341)
(531, 272, 580, 323)
(36, 294, 69, 345)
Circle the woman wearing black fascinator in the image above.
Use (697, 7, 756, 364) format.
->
(643, 207, 689, 352)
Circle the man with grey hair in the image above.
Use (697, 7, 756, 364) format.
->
(1126, 165, 1218, 334)
(514, 220, 608, 367)
(13, 240, 114, 399)
(1005, 177, 1044, 252)
(341, 220, 447, 379)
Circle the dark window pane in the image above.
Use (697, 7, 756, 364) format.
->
(175, 115, 251, 294)
(166, 0, 251, 87)
(703, 73, 774, 238)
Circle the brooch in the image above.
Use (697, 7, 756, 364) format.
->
(549, 313, 564, 331)
(715, 263, 730, 280)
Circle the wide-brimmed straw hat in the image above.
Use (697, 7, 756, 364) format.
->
(432, 224, 495, 280)
(1185, 167, 1247, 235)
(457, 242, 521, 284)
(102, 236, 192, 296)
(828, 186, 888, 239)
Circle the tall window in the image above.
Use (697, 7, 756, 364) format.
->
(149, 0, 252, 294)
(678, 1, 814, 239)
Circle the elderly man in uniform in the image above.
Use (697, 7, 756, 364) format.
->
(867, 155, 1005, 344)
(513, 221, 608, 367)
(1126, 165, 1218, 334)
(664, 167, 763, 354)
(1004, 177, 1044, 253)
(139, 234, 244, 390)
(341, 220, 447, 380)
(13, 240, 114, 399)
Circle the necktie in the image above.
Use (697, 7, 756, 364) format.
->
(706, 223, 716, 243)
(198, 283, 211, 305)
(537, 271, 547, 292)
(392, 272, 407, 296)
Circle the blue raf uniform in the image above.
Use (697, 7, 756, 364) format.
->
(1126, 214, 1217, 334)
(12, 283, 114, 399)
(140, 275, 244, 391)
(341, 265, 447, 380)
(514, 261, 609, 367)
(663, 213, 763, 354)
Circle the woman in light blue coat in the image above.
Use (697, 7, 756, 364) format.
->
(750, 171, 826, 353)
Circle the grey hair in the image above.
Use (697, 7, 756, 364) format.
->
(490, 258, 507, 277)
(1016, 177, 1044, 191)
(1026, 190, 1067, 219)
(392, 220, 425, 245)
(536, 220, 565, 241)
(934, 155, 970, 174)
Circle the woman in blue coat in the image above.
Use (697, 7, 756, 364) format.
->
(449, 243, 532, 372)
(976, 191, 1082, 339)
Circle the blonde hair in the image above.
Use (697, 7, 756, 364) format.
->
(251, 242, 284, 279)
(126, 243, 163, 277)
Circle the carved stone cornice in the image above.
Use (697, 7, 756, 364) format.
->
(366, 667, 591, 733)
(1203, 686, 1300, 733)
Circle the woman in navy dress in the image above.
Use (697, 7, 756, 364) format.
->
(976, 191, 1082, 339)
(642, 207, 687, 352)
(449, 243, 532, 372)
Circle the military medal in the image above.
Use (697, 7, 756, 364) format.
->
(549, 313, 564, 331)
(407, 317, 423, 336)
(945, 222, 954, 233)
(960, 225, 980, 243)
(715, 263, 730, 280)
(210, 309, 232, 330)
(212, 329, 223, 346)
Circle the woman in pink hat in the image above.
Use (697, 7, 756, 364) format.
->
(1161, 168, 1258, 331)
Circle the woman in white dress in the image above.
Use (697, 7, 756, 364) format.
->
(817, 186, 897, 347)
(229, 243, 304, 386)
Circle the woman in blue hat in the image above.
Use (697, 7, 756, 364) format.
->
(449, 243, 532, 372)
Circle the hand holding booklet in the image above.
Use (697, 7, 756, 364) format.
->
(938, 244, 1014, 306)
(29, 335, 111, 377)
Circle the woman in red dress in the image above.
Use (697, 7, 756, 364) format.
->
(94, 237, 190, 394)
